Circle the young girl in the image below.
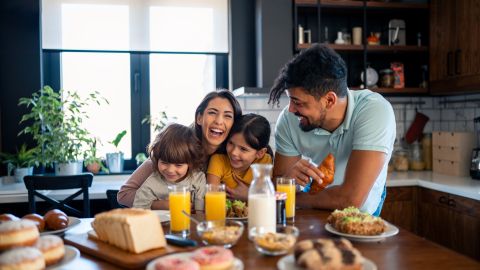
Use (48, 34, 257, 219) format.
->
(133, 123, 206, 210)
(207, 113, 273, 200)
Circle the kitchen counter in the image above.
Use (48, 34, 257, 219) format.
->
(0, 171, 479, 203)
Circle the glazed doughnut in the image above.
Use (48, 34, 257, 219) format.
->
(22, 214, 45, 232)
(154, 254, 200, 270)
(34, 235, 65, 266)
(0, 247, 45, 270)
(44, 209, 68, 230)
(191, 246, 234, 270)
(0, 214, 20, 223)
(0, 220, 39, 251)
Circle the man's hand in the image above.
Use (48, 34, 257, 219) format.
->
(284, 158, 324, 186)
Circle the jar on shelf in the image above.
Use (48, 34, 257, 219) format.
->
(379, 69, 395, 88)
(421, 133, 432, 170)
(409, 141, 425, 171)
(393, 149, 409, 171)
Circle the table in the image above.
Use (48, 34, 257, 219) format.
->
(62, 209, 480, 270)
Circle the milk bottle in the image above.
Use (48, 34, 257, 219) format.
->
(248, 164, 276, 239)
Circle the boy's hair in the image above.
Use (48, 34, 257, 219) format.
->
(148, 123, 205, 174)
(268, 44, 348, 106)
(229, 113, 272, 156)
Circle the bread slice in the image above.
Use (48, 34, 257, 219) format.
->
(91, 208, 166, 254)
(310, 153, 335, 194)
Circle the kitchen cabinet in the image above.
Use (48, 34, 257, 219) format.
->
(381, 186, 417, 233)
(430, 0, 480, 94)
(418, 188, 480, 261)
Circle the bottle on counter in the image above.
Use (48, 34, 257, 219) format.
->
(248, 164, 276, 239)
(422, 133, 432, 170)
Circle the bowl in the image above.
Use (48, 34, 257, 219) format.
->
(250, 225, 299, 256)
(196, 220, 244, 248)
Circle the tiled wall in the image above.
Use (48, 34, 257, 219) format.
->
(237, 92, 480, 151)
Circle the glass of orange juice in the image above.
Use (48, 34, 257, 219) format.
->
(168, 185, 191, 237)
(276, 178, 296, 221)
(205, 183, 226, 221)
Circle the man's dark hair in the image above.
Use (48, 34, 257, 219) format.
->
(268, 44, 348, 106)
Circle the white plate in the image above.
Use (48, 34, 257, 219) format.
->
(41, 217, 81, 236)
(146, 252, 243, 270)
(277, 254, 377, 270)
(152, 210, 170, 223)
(46, 245, 80, 270)
(325, 221, 399, 242)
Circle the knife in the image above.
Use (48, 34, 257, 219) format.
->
(165, 234, 198, 247)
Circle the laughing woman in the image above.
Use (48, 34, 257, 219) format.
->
(117, 89, 242, 208)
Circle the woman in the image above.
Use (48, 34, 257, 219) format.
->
(117, 89, 242, 207)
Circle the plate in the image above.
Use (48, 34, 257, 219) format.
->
(325, 221, 399, 242)
(41, 217, 81, 236)
(146, 252, 243, 270)
(46, 245, 80, 270)
(277, 254, 377, 270)
(226, 216, 248, 221)
(152, 210, 170, 223)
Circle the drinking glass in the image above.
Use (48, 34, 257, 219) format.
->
(168, 185, 191, 237)
(205, 183, 226, 221)
(276, 178, 296, 221)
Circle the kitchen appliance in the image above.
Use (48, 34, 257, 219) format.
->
(470, 116, 480, 180)
(388, 19, 406, 46)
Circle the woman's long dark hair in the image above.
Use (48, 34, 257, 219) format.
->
(228, 113, 273, 156)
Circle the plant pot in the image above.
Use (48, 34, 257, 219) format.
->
(14, 167, 34, 183)
(86, 162, 101, 174)
(106, 152, 124, 173)
(55, 161, 83, 176)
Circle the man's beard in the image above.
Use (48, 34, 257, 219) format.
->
(295, 110, 325, 132)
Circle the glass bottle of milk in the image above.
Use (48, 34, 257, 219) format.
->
(248, 164, 276, 239)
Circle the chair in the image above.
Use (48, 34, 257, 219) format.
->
(24, 173, 93, 218)
(106, 189, 126, 209)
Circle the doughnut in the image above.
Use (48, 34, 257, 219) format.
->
(154, 255, 200, 270)
(34, 235, 65, 266)
(191, 246, 234, 270)
(0, 247, 45, 270)
(0, 214, 20, 223)
(22, 214, 45, 232)
(44, 209, 68, 230)
(0, 220, 39, 251)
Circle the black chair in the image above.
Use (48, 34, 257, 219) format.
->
(106, 189, 127, 209)
(24, 173, 93, 218)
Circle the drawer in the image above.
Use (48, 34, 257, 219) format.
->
(432, 159, 470, 177)
(432, 145, 472, 162)
(432, 131, 475, 148)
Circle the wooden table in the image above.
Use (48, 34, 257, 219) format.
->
(63, 209, 480, 270)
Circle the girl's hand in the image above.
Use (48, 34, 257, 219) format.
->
(226, 178, 249, 201)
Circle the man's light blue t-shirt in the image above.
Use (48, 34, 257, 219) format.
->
(275, 89, 396, 214)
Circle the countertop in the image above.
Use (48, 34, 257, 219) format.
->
(0, 171, 479, 203)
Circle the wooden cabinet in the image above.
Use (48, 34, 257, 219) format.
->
(381, 186, 417, 233)
(418, 188, 480, 261)
(430, 0, 480, 94)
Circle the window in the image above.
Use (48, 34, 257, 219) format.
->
(41, 0, 229, 170)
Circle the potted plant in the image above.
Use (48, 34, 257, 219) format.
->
(0, 144, 39, 182)
(135, 153, 147, 166)
(106, 130, 127, 173)
(142, 111, 175, 134)
(84, 138, 108, 174)
(18, 86, 107, 175)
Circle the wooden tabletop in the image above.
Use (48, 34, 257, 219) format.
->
(62, 209, 480, 270)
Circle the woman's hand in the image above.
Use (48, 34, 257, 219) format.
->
(285, 158, 324, 187)
(226, 178, 249, 201)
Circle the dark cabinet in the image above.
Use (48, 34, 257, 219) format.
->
(430, 0, 480, 94)
(381, 186, 417, 233)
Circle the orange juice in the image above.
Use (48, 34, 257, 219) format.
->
(169, 191, 191, 234)
(276, 180, 296, 219)
(205, 191, 226, 221)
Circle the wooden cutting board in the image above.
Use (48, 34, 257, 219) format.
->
(64, 233, 186, 269)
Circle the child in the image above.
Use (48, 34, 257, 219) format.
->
(133, 123, 206, 210)
(207, 113, 273, 200)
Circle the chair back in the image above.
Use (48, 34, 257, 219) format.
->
(24, 173, 93, 218)
(106, 189, 126, 209)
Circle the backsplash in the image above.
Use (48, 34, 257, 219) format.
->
(237, 92, 480, 151)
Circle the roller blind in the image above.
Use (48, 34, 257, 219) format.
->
(41, 0, 229, 53)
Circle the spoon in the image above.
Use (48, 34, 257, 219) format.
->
(181, 210, 201, 225)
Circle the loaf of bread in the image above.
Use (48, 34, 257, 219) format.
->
(310, 153, 335, 194)
(91, 208, 166, 254)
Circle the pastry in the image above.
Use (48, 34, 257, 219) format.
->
(22, 214, 45, 232)
(34, 235, 65, 266)
(327, 207, 387, 235)
(192, 246, 234, 270)
(91, 208, 166, 254)
(294, 238, 364, 270)
(0, 247, 45, 270)
(0, 220, 39, 251)
(154, 254, 200, 270)
(44, 209, 69, 231)
(0, 214, 20, 223)
(310, 153, 335, 194)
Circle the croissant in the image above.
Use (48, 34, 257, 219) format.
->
(44, 209, 69, 230)
(310, 153, 335, 194)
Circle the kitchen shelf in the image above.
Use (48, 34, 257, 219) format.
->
(297, 44, 428, 52)
(295, 0, 428, 10)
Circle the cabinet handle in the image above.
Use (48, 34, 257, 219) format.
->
(134, 72, 140, 93)
(455, 49, 461, 75)
(447, 199, 456, 208)
(447, 51, 454, 76)
(438, 196, 448, 204)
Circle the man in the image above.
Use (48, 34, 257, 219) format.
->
(269, 44, 395, 215)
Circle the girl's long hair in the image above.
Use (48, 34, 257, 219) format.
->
(228, 113, 273, 156)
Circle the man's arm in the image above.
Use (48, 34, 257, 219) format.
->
(297, 150, 387, 210)
(273, 152, 323, 186)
